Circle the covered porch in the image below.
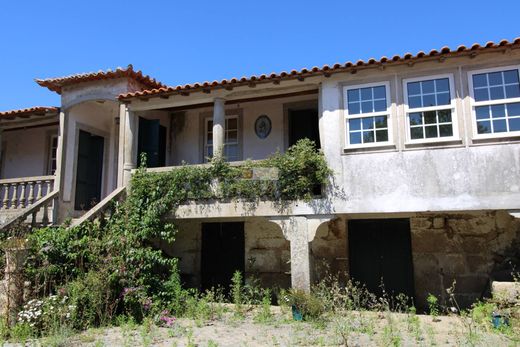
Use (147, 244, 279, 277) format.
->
(0, 107, 61, 226)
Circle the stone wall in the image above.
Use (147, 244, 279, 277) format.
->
(311, 217, 348, 283)
(411, 211, 520, 308)
(245, 219, 290, 288)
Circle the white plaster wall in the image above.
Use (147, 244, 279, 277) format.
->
(318, 50, 520, 214)
(2, 125, 58, 178)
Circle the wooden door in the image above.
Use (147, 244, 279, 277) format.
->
(74, 130, 104, 210)
(137, 117, 166, 168)
(348, 219, 415, 300)
(201, 222, 245, 292)
(288, 108, 320, 148)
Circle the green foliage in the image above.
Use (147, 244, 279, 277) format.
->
(231, 271, 244, 317)
(10, 322, 35, 342)
(21, 140, 330, 334)
(282, 288, 324, 321)
(254, 288, 273, 323)
(427, 294, 439, 318)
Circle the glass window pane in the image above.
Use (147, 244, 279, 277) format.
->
(409, 96, 422, 108)
(475, 106, 490, 120)
(225, 144, 239, 160)
(477, 121, 491, 134)
(424, 111, 436, 124)
(422, 80, 435, 94)
(360, 88, 372, 101)
(439, 124, 453, 137)
(349, 118, 361, 131)
(504, 70, 519, 84)
(207, 146, 213, 158)
(438, 109, 452, 123)
(207, 120, 213, 128)
(227, 130, 237, 142)
(505, 84, 520, 98)
(347, 89, 360, 102)
(348, 102, 361, 115)
(410, 127, 424, 139)
(473, 74, 488, 88)
(374, 99, 386, 112)
(491, 104, 506, 118)
(349, 132, 362, 144)
(493, 119, 507, 132)
(474, 88, 489, 102)
(362, 131, 374, 143)
(507, 102, 520, 116)
(362, 117, 374, 130)
(227, 118, 238, 129)
(361, 101, 373, 113)
(376, 130, 388, 142)
(374, 116, 387, 129)
(425, 125, 438, 138)
(436, 78, 450, 93)
(437, 92, 450, 105)
(409, 113, 423, 126)
(489, 86, 505, 100)
(422, 94, 436, 107)
(407, 82, 421, 96)
(488, 72, 503, 86)
(509, 118, 520, 131)
(373, 86, 386, 99)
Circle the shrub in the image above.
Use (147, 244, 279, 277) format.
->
(282, 288, 324, 321)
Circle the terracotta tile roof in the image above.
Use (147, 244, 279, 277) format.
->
(36, 64, 165, 94)
(119, 37, 520, 101)
(0, 106, 59, 119)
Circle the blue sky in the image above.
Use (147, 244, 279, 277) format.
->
(0, 1, 519, 110)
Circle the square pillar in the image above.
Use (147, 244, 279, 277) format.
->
(269, 215, 335, 292)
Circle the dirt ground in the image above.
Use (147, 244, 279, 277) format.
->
(5, 306, 517, 346)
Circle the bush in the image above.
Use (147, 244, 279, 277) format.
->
(282, 288, 324, 321)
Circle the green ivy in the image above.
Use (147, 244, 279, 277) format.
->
(24, 138, 330, 326)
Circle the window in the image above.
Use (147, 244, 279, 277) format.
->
(469, 66, 520, 137)
(205, 116, 240, 161)
(47, 135, 58, 175)
(344, 82, 391, 147)
(403, 75, 458, 142)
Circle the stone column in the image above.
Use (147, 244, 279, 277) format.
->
(122, 107, 138, 186)
(212, 98, 225, 160)
(53, 111, 66, 192)
(269, 215, 334, 292)
(4, 243, 28, 326)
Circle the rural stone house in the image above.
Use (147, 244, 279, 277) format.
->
(1, 38, 519, 308)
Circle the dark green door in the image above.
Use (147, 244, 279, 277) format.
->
(348, 219, 415, 300)
(137, 117, 166, 168)
(288, 108, 320, 148)
(201, 222, 245, 292)
(74, 130, 104, 210)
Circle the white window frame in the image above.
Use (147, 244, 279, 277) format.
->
(468, 64, 520, 140)
(204, 115, 240, 162)
(403, 73, 459, 144)
(343, 81, 393, 149)
(47, 134, 58, 175)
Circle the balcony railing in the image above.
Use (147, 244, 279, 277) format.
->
(0, 176, 55, 210)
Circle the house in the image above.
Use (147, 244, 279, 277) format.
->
(1, 38, 520, 308)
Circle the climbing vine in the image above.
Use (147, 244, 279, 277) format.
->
(23, 138, 330, 328)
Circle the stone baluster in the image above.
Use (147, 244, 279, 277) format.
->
(11, 183, 18, 209)
(45, 180, 52, 197)
(27, 182, 35, 205)
(35, 181, 42, 201)
(2, 184, 9, 209)
(41, 201, 49, 225)
(19, 183, 26, 208)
